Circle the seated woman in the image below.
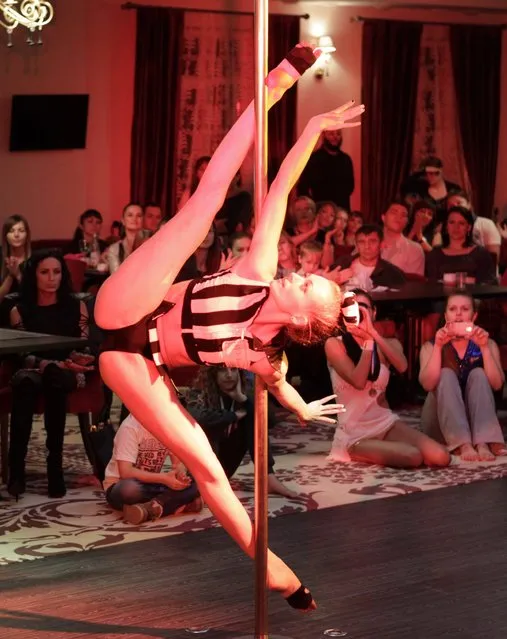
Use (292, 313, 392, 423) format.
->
(106, 203, 145, 273)
(325, 289, 450, 467)
(419, 291, 506, 462)
(276, 231, 297, 279)
(344, 210, 363, 248)
(425, 206, 497, 284)
(7, 249, 93, 499)
(104, 413, 202, 525)
(185, 366, 298, 499)
(406, 200, 438, 253)
(67, 209, 107, 255)
(95, 45, 363, 611)
(0, 214, 31, 305)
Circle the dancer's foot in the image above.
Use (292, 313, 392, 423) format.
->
(266, 44, 319, 106)
(267, 552, 317, 612)
(490, 443, 507, 456)
(457, 443, 479, 462)
(476, 443, 495, 462)
(268, 474, 299, 499)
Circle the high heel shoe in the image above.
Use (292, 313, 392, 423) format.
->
(7, 478, 26, 502)
(285, 584, 317, 612)
(47, 469, 66, 498)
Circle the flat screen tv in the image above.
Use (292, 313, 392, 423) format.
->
(9, 94, 89, 151)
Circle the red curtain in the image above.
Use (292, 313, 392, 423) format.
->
(449, 25, 502, 218)
(130, 8, 184, 218)
(268, 14, 301, 183)
(361, 20, 422, 220)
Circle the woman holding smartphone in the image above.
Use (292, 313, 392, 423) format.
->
(419, 292, 506, 461)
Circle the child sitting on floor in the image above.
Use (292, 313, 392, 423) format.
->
(103, 414, 202, 525)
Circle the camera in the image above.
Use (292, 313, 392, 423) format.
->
(448, 321, 474, 337)
(342, 292, 361, 326)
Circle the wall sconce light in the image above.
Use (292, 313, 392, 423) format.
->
(314, 35, 336, 78)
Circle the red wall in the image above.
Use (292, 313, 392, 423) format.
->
(0, 0, 506, 239)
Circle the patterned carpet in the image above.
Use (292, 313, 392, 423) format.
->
(1, 405, 507, 566)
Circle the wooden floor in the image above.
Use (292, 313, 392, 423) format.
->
(2, 478, 507, 639)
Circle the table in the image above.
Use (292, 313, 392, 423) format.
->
(371, 283, 507, 381)
(0, 327, 87, 356)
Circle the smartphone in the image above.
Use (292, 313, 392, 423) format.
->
(448, 321, 474, 337)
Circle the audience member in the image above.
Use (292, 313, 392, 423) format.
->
(406, 200, 438, 252)
(288, 196, 317, 247)
(185, 366, 298, 498)
(321, 207, 353, 267)
(178, 156, 210, 210)
(297, 240, 324, 276)
(314, 201, 337, 243)
(334, 224, 406, 290)
(325, 289, 449, 467)
(344, 210, 363, 247)
(401, 156, 462, 220)
(103, 413, 201, 524)
(298, 128, 355, 210)
(104, 221, 122, 246)
(106, 203, 145, 273)
(0, 214, 31, 304)
(381, 201, 425, 276)
(215, 170, 253, 237)
(445, 192, 501, 261)
(419, 292, 506, 461)
(175, 223, 225, 282)
(276, 231, 297, 278)
(425, 207, 497, 284)
(143, 203, 163, 235)
(67, 209, 106, 255)
(230, 231, 252, 259)
(7, 249, 92, 499)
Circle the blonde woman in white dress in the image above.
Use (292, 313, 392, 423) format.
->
(325, 289, 450, 468)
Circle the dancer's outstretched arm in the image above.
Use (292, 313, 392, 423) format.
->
(96, 47, 318, 329)
(236, 102, 365, 282)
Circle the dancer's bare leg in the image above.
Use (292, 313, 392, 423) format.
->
(100, 350, 313, 604)
(95, 48, 315, 330)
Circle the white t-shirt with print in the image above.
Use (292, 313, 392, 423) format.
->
(103, 414, 170, 490)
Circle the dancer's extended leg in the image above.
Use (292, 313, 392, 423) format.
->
(95, 47, 316, 330)
(99, 350, 315, 607)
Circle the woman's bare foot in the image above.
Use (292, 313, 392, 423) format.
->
(268, 474, 299, 499)
(476, 443, 495, 461)
(457, 443, 479, 462)
(490, 443, 507, 456)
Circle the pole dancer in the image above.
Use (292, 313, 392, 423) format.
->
(95, 45, 364, 611)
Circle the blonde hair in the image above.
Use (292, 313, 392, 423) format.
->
(286, 279, 342, 346)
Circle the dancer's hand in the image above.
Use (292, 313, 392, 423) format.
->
(311, 101, 365, 133)
(300, 394, 345, 425)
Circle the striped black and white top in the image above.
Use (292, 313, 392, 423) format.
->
(157, 269, 275, 369)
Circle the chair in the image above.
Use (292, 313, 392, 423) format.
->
(0, 370, 105, 484)
(64, 256, 87, 293)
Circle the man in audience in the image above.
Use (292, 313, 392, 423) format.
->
(297, 129, 355, 211)
(143, 203, 163, 235)
(334, 224, 406, 290)
(381, 201, 425, 276)
(446, 192, 501, 262)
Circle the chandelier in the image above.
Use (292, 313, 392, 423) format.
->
(0, 0, 54, 46)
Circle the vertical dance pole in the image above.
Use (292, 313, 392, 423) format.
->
(253, 0, 269, 638)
